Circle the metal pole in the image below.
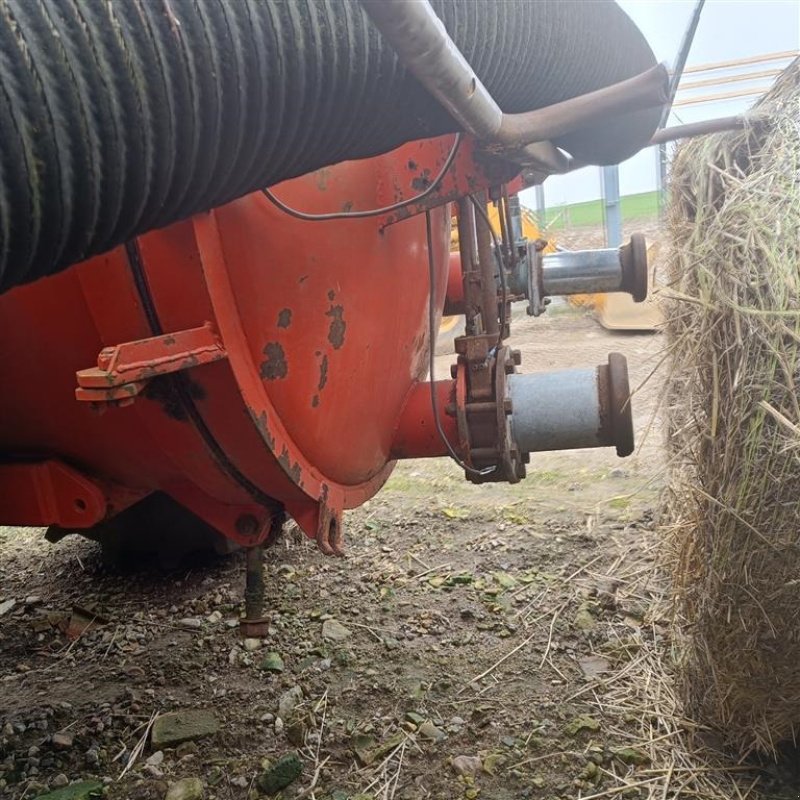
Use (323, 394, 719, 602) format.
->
(534, 185, 546, 231)
(602, 165, 622, 248)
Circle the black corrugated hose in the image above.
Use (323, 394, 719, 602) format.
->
(0, 0, 659, 293)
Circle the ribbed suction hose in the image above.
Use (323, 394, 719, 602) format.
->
(0, 0, 659, 293)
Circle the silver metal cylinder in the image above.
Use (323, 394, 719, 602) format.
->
(541, 249, 623, 296)
(508, 353, 634, 457)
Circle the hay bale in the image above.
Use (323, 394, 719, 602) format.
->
(665, 58, 800, 757)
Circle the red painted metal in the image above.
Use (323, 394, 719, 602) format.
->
(75, 322, 227, 404)
(390, 380, 457, 460)
(0, 134, 507, 551)
(443, 252, 466, 315)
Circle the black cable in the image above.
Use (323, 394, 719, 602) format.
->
(263, 134, 462, 222)
(469, 195, 508, 348)
(425, 210, 496, 479)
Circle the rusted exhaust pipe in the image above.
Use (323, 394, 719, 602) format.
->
(507, 353, 634, 457)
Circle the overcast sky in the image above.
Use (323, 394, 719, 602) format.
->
(520, 0, 800, 209)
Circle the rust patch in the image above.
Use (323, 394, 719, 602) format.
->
(327, 289, 336, 301)
(278, 445, 303, 484)
(259, 342, 288, 380)
(249, 408, 275, 449)
(407, 159, 418, 171)
(277, 308, 292, 329)
(325, 305, 346, 350)
(318, 355, 329, 391)
(411, 168, 432, 192)
(311, 394, 320, 408)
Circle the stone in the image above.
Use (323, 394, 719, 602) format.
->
(563, 716, 601, 737)
(243, 638, 261, 652)
(151, 710, 219, 748)
(51, 732, 74, 750)
(32, 781, 104, 799)
(0, 599, 16, 617)
(418, 721, 446, 742)
(175, 742, 199, 759)
(51, 774, 69, 788)
(147, 751, 165, 767)
(321, 619, 351, 642)
(164, 777, 204, 800)
(177, 618, 202, 630)
(256, 752, 303, 795)
(260, 652, 285, 673)
(206, 611, 222, 624)
(574, 606, 596, 632)
(277, 686, 303, 720)
(451, 755, 481, 777)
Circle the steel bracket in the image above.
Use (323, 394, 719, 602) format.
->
(76, 322, 227, 405)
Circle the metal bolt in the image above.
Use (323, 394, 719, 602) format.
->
(236, 513, 259, 537)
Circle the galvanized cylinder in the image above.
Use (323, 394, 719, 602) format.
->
(508, 353, 633, 457)
(541, 249, 623, 296)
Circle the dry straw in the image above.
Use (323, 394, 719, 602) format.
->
(664, 57, 800, 758)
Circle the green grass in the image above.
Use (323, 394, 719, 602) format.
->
(537, 190, 661, 231)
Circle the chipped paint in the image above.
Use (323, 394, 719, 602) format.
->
(249, 408, 275, 449)
(259, 342, 288, 380)
(278, 445, 303, 484)
(325, 306, 346, 350)
(327, 289, 336, 301)
(277, 308, 292, 329)
(318, 355, 329, 391)
(311, 394, 320, 408)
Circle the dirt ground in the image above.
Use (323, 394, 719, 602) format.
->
(0, 241, 793, 799)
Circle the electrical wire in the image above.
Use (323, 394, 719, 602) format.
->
(469, 194, 509, 349)
(425, 210, 496, 479)
(263, 134, 462, 221)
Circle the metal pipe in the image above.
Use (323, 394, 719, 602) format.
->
(649, 114, 762, 145)
(541, 234, 647, 302)
(542, 250, 623, 296)
(495, 65, 670, 147)
(360, 0, 669, 150)
(359, 0, 502, 140)
(475, 194, 499, 336)
(457, 198, 481, 335)
(508, 353, 633, 457)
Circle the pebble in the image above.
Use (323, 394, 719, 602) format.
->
(177, 618, 203, 630)
(321, 619, 351, 642)
(0, 599, 16, 617)
(147, 750, 165, 767)
(242, 638, 261, 652)
(51, 731, 74, 750)
(165, 776, 204, 800)
(51, 773, 69, 787)
(418, 721, 446, 742)
(151, 710, 219, 748)
(451, 755, 482, 777)
(277, 686, 303, 720)
(257, 752, 303, 795)
(260, 652, 284, 672)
